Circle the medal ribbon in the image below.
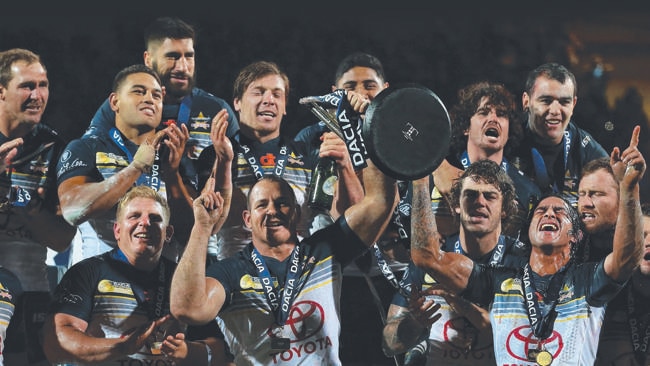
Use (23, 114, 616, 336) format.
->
(521, 263, 565, 340)
(459, 151, 508, 172)
(112, 249, 167, 318)
(530, 129, 571, 193)
(371, 244, 411, 298)
(251, 245, 305, 326)
(109, 128, 162, 191)
(452, 235, 507, 266)
(177, 95, 192, 126)
(238, 143, 288, 180)
(627, 286, 650, 364)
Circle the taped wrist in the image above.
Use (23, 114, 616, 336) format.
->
(132, 144, 155, 173)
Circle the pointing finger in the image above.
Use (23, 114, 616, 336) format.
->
(629, 125, 640, 149)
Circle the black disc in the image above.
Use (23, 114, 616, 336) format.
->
(363, 84, 451, 180)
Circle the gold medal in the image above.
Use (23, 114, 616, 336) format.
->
(536, 349, 553, 366)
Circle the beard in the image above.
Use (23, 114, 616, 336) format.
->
(162, 72, 195, 99)
(153, 61, 196, 100)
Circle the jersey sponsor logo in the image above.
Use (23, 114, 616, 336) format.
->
(443, 316, 481, 348)
(58, 289, 82, 304)
(259, 153, 276, 167)
(505, 325, 563, 363)
(266, 300, 330, 363)
(240, 274, 278, 290)
(500, 277, 523, 295)
(96, 152, 130, 167)
(57, 149, 88, 177)
(270, 336, 333, 364)
(97, 279, 134, 296)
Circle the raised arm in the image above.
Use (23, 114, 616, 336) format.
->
(342, 159, 396, 246)
(58, 134, 163, 226)
(410, 176, 473, 293)
(170, 118, 233, 324)
(604, 125, 646, 281)
(432, 159, 463, 199)
(158, 122, 195, 243)
(207, 111, 233, 234)
(319, 131, 365, 219)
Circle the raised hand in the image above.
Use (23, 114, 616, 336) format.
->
(132, 131, 163, 173)
(407, 284, 442, 328)
(610, 125, 645, 189)
(0, 137, 23, 174)
(160, 332, 189, 361)
(159, 122, 190, 173)
(210, 109, 233, 164)
(193, 175, 224, 231)
(319, 131, 351, 168)
(347, 91, 371, 115)
(119, 314, 172, 356)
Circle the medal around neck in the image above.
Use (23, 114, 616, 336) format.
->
(270, 336, 290, 352)
(536, 350, 553, 366)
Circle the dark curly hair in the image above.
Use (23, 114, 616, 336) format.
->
(449, 81, 523, 158)
(527, 193, 585, 262)
(449, 159, 518, 225)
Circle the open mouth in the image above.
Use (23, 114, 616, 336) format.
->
(265, 219, 283, 227)
(540, 223, 558, 231)
(485, 127, 499, 138)
(140, 107, 155, 115)
(581, 212, 595, 222)
(470, 211, 488, 219)
(258, 111, 276, 118)
(25, 104, 42, 112)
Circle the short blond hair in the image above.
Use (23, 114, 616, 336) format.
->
(116, 186, 170, 225)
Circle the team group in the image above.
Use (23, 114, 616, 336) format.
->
(0, 15, 647, 366)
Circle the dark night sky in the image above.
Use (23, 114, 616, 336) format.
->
(0, 1, 646, 142)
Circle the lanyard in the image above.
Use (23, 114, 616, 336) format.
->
(109, 128, 162, 191)
(521, 263, 565, 340)
(530, 129, 571, 192)
(238, 143, 289, 180)
(452, 235, 507, 266)
(111, 249, 167, 319)
(251, 246, 305, 326)
(177, 95, 192, 126)
(627, 285, 650, 363)
(459, 151, 508, 172)
(371, 244, 411, 298)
